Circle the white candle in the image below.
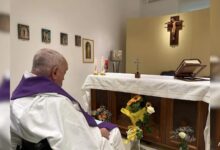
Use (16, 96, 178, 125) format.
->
(101, 56, 105, 75)
(94, 58, 98, 74)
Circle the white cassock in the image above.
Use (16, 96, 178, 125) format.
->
(11, 92, 125, 150)
(0, 101, 10, 150)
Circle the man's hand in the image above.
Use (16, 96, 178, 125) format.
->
(100, 128, 110, 139)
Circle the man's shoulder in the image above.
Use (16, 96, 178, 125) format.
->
(38, 93, 70, 100)
(11, 93, 72, 109)
(40, 93, 73, 105)
(11, 93, 73, 118)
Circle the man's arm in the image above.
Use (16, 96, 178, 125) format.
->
(52, 96, 114, 150)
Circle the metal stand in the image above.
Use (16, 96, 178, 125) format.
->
(135, 72, 140, 78)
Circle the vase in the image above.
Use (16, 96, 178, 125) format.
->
(179, 141, 189, 150)
(179, 146, 189, 150)
(130, 139, 140, 150)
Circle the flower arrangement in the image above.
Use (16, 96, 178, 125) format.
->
(92, 105, 112, 121)
(170, 126, 196, 150)
(120, 95, 155, 143)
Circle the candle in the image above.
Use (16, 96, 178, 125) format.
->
(94, 58, 98, 75)
(104, 60, 108, 72)
(100, 56, 105, 75)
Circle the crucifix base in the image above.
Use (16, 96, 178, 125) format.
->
(135, 72, 141, 78)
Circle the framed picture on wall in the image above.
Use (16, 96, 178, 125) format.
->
(0, 13, 10, 33)
(18, 24, 29, 40)
(82, 38, 94, 63)
(42, 28, 51, 43)
(60, 32, 68, 45)
(75, 35, 81, 47)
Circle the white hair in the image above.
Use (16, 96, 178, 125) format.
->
(31, 48, 66, 77)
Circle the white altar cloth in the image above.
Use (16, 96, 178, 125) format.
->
(82, 73, 210, 105)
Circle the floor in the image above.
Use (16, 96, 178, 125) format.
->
(124, 144, 158, 150)
(123, 139, 162, 150)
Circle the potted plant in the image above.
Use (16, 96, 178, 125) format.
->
(170, 126, 196, 150)
(121, 95, 155, 150)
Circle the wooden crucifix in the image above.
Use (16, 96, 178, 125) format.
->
(165, 16, 183, 46)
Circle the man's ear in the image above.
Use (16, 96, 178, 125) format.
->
(51, 66, 59, 80)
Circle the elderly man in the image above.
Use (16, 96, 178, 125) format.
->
(11, 49, 124, 150)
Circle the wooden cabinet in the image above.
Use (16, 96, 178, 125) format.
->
(211, 109, 220, 150)
(91, 89, 208, 150)
(166, 99, 208, 150)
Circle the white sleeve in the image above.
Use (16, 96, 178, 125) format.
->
(109, 128, 125, 150)
(52, 98, 114, 150)
(10, 130, 21, 150)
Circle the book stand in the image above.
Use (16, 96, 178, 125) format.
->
(175, 59, 207, 80)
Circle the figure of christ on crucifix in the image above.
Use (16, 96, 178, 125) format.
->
(166, 16, 183, 46)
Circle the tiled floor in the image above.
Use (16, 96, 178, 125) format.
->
(124, 144, 158, 150)
(123, 141, 158, 150)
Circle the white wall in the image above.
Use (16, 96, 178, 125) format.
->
(0, 0, 10, 77)
(140, 0, 179, 17)
(11, 0, 140, 108)
(0, 0, 9, 12)
(140, 0, 210, 17)
(126, 9, 210, 76)
(179, 0, 210, 12)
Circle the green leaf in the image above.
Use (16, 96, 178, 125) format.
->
(136, 129, 143, 140)
(129, 102, 141, 113)
(142, 113, 150, 125)
(136, 120, 143, 128)
(146, 127, 152, 133)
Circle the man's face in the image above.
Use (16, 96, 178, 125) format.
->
(55, 60, 68, 87)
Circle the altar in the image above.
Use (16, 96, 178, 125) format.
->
(82, 73, 210, 150)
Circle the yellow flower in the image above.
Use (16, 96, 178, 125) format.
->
(127, 95, 142, 106)
(121, 95, 156, 144)
(121, 107, 146, 125)
(125, 126, 141, 143)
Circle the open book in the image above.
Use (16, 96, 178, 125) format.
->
(175, 59, 207, 80)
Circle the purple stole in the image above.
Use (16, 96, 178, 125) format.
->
(0, 78, 10, 101)
(11, 76, 116, 131)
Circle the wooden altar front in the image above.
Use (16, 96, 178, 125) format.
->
(211, 108, 220, 150)
(82, 73, 210, 150)
(91, 90, 208, 150)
